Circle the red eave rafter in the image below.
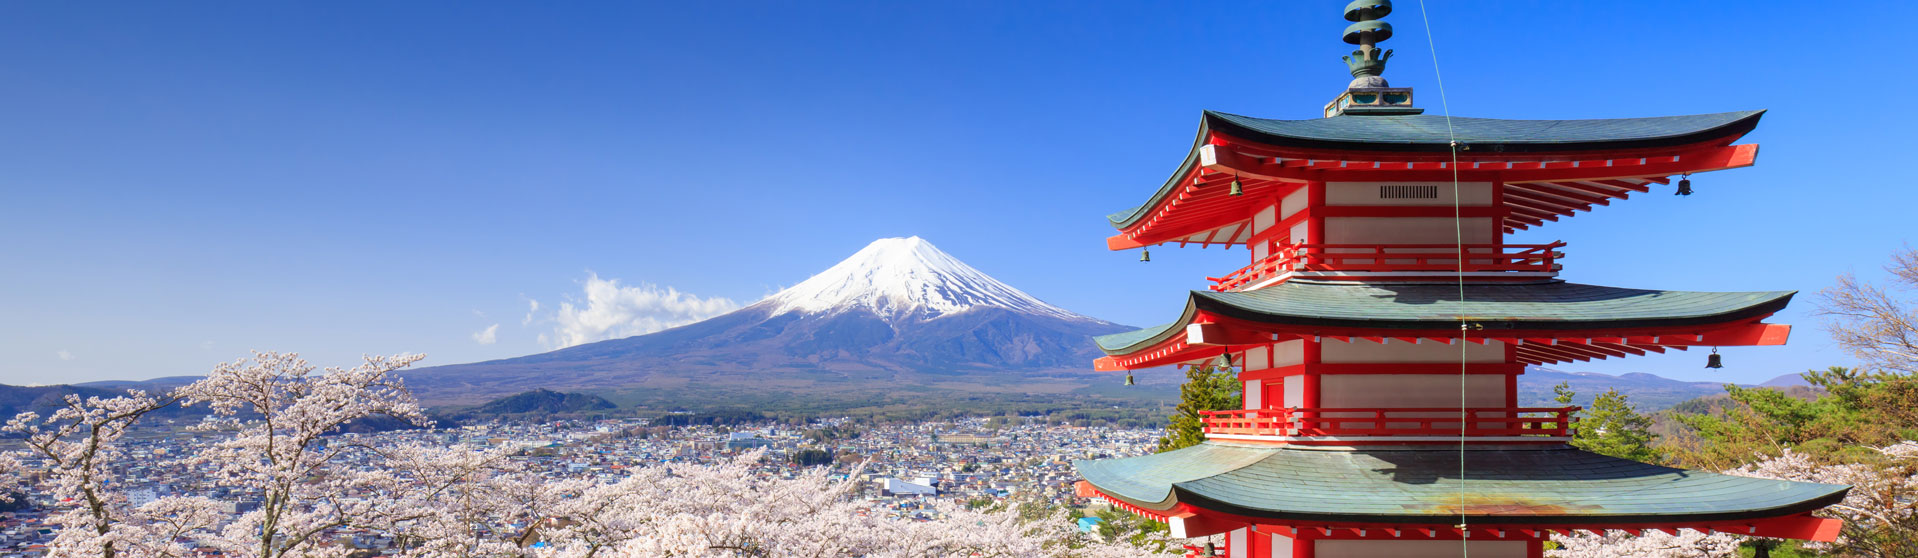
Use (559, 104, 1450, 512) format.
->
(1095, 316, 1790, 371)
(1108, 141, 1757, 249)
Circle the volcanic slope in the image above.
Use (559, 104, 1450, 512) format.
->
(405, 237, 1135, 404)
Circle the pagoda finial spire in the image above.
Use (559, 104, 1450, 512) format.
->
(1324, 0, 1418, 117)
(1341, 0, 1394, 88)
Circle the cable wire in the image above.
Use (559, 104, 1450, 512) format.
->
(1411, 0, 1469, 554)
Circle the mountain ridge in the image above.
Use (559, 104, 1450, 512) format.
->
(402, 237, 1133, 404)
(1516, 366, 1756, 411)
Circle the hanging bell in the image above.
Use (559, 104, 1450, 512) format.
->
(1674, 175, 1693, 196)
(1204, 542, 1218, 556)
(1228, 177, 1244, 197)
(1217, 352, 1234, 369)
(1140, 248, 1150, 263)
(1123, 372, 1135, 386)
(1705, 347, 1724, 369)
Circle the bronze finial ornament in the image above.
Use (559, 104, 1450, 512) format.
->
(1340, 0, 1394, 88)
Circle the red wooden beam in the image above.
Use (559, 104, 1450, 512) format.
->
(1548, 181, 1636, 198)
(1190, 143, 1759, 187)
(1672, 323, 1792, 346)
(1503, 196, 1579, 217)
(1504, 204, 1563, 222)
(1552, 342, 1631, 360)
(1592, 179, 1653, 192)
(1589, 342, 1648, 357)
(1502, 189, 1593, 214)
(1509, 183, 1611, 206)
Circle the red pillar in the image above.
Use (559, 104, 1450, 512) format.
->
(1306, 182, 1326, 245)
(1527, 538, 1545, 558)
(1490, 179, 1506, 245)
(1301, 338, 1322, 409)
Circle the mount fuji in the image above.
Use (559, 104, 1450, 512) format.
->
(403, 237, 1135, 404)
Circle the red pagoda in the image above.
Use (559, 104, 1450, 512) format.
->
(1072, 3, 1850, 557)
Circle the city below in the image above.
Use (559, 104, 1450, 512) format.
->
(1, 417, 1160, 556)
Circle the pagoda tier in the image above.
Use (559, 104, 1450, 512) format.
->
(1074, 445, 1847, 540)
(1106, 110, 1763, 250)
(1092, 281, 1793, 371)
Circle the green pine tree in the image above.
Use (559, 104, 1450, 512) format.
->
(1554, 382, 1659, 462)
(1156, 361, 1242, 452)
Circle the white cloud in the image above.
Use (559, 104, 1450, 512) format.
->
(541, 273, 740, 348)
(57, 350, 74, 361)
(472, 324, 500, 345)
(522, 298, 540, 326)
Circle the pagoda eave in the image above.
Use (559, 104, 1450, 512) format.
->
(1074, 444, 1849, 541)
(1198, 109, 1765, 156)
(1106, 111, 1763, 248)
(1084, 482, 1843, 543)
(1092, 281, 1796, 369)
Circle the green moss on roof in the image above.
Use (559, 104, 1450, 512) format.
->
(1095, 281, 1794, 355)
(1075, 444, 1848, 524)
(1207, 109, 1764, 151)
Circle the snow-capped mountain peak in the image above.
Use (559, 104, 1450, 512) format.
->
(756, 236, 1090, 322)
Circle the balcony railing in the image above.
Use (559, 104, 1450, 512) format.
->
(1207, 242, 1566, 292)
(1199, 407, 1580, 438)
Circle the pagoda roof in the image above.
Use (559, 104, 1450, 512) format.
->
(1105, 110, 1765, 238)
(1074, 443, 1848, 525)
(1094, 281, 1793, 354)
(1207, 109, 1763, 156)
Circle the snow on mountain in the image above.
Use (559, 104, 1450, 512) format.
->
(754, 236, 1093, 322)
(402, 236, 1134, 404)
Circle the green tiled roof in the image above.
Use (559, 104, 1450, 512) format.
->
(1093, 321, 1185, 353)
(1092, 281, 1794, 354)
(1075, 444, 1848, 524)
(1208, 110, 1764, 153)
(1107, 110, 1764, 229)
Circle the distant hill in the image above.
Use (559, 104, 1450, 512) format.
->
(472, 389, 618, 415)
(1516, 367, 1748, 411)
(1759, 373, 1812, 388)
(0, 384, 124, 418)
(72, 376, 202, 390)
(0, 383, 209, 425)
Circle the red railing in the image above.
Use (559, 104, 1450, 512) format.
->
(1207, 242, 1565, 291)
(1199, 407, 1579, 438)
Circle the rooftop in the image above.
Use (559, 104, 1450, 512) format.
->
(1075, 443, 1847, 525)
(1095, 280, 1793, 354)
(1205, 109, 1764, 155)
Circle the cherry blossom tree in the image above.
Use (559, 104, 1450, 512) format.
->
(373, 444, 525, 558)
(9, 351, 1181, 557)
(1730, 442, 1918, 558)
(512, 450, 1170, 557)
(3, 389, 223, 558)
(1546, 529, 1741, 558)
(1551, 442, 1918, 558)
(175, 351, 434, 558)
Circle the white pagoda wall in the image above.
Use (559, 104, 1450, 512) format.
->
(1316, 539, 1526, 558)
(1241, 339, 1512, 410)
(1324, 217, 1495, 246)
(1323, 182, 1494, 206)
(1319, 375, 1506, 408)
(1320, 339, 1504, 363)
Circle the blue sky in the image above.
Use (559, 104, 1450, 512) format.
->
(2, 1, 1912, 386)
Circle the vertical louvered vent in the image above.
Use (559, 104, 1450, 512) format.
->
(1380, 185, 1439, 199)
